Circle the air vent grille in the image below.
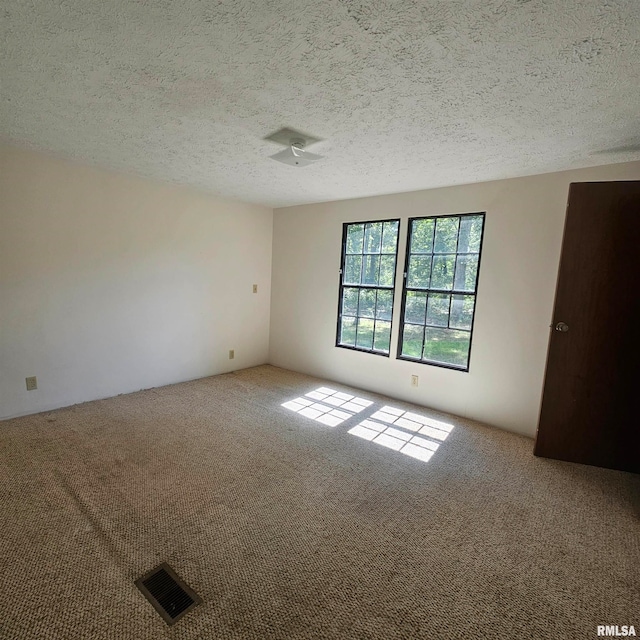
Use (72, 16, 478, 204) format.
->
(135, 563, 201, 625)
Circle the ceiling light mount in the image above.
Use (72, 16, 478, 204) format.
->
(264, 127, 324, 167)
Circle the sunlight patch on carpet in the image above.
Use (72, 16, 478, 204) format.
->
(282, 389, 451, 462)
(348, 407, 453, 462)
(369, 407, 453, 440)
(282, 387, 372, 427)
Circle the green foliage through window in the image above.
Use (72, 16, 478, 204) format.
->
(398, 213, 485, 370)
(337, 220, 400, 355)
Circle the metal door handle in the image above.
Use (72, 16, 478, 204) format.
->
(555, 322, 569, 332)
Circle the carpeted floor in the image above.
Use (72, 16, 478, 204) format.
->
(0, 365, 638, 639)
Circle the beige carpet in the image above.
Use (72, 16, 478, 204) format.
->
(0, 365, 638, 640)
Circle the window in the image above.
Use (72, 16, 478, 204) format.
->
(336, 219, 400, 355)
(398, 213, 485, 371)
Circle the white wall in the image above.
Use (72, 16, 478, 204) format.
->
(4, 144, 639, 435)
(0, 145, 273, 419)
(269, 161, 640, 437)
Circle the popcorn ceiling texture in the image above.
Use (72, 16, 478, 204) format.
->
(1, 0, 639, 207)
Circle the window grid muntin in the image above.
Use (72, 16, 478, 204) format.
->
(398, 212, 485, 371)
(337, 219, 400, 356)
(402, 295, 475, 332)
(342, 288, 393, 354)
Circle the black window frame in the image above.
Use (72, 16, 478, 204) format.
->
(336, 218, 401, 357)
(397, 212, 486, 372)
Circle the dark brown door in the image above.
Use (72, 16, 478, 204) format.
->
(535, 181, 640, 473)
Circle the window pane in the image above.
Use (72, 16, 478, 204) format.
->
(356, 318, 374, 349)
(381, 221, 399, 254)
(422, 328, 470, 368)
(458, 215, 483, 254)
(434, 217, 459, 253)
(373, 321, 391, 352)
(364, 223, 383, 254)
(454, 254, 479, 291)
(378, 255, 396, 286)
(430, 255, 455, 290)
(426, 293, 450, 327)
(401, 324, 424, 358)
(346, 224, 364, 254)
(344, 254, 362, 284)
(411, 219, 435, 253)
(339, 219, 400, 355)
(405, 291, 427, 325)
(407, 255, 431, 288)
(362, 255, 380, 285)
(375, 290, 393, 320)
(398, 213, 484, 369)
(450, 295, 475, 330)
(340, 316, 357, 346)
(342, 288, 359, 316)
(357, 289, 376, 318)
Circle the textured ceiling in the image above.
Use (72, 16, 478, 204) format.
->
(1, 0, 639, 207)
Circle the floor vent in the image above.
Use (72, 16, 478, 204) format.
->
(135, 563, 202, 625)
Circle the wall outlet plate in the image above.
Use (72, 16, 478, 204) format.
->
(229, 350, 235, 360)
(411, 375, 419, 387)
(26, 376, 38, 391)
(253, 284, 258, 293)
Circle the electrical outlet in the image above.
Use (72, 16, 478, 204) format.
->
(411, 375, 419, 388)
(252, 284, 258, 293)
(229, 349, 235, 360)
(26, 376, 38, 391)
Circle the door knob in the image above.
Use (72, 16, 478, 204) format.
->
(555, 322, 569, 332)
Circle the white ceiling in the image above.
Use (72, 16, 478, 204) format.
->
(1, 0, 639, 207)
